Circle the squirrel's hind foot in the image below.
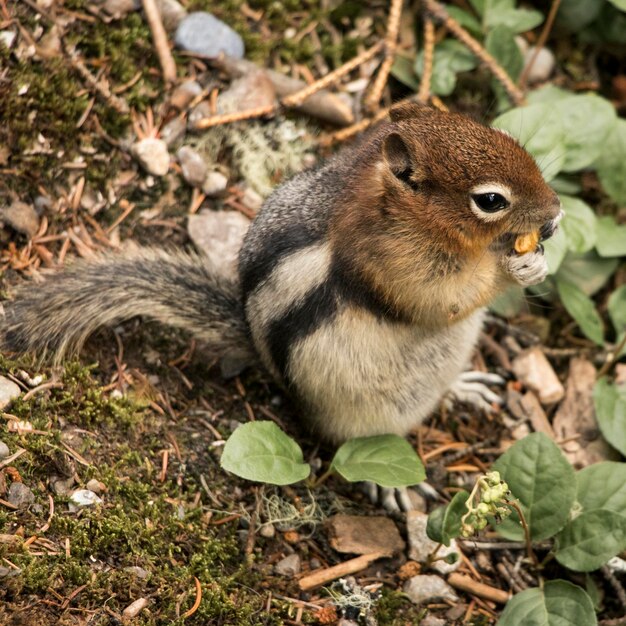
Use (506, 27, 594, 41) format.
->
(443, 371, 504, 414)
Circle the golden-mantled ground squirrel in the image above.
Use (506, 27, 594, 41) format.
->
(2, 102, 562, 446)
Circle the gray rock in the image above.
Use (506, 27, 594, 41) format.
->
(169, 80, 202, 110)
(0, 201, 39, 238)
(0, 440, 9, 460)
(274, 554, 301, 577)
(156, 0, 186, 31)
(86, 478, 107, 494)
(188, 101, 212, 129)
(421, 615, 447, 626)
(131, 138, 170, 176)
(523, 46, 555, 83)
(0, 30, 16, 49)
(51, 476, 75, 496)
(8, 483, 35, 509)
(175, 12, 244, 59)
(160, 116, 187, 147)
(0, 376, 21, 410)
(406, 511, 461, 575)
(202, 171, 228, 197)
(177, 146, 207, 188)
(69, 489, 103, 511)
(100, 0, 138, 18)
(403, 575, 458, 605)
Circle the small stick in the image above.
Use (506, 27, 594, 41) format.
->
(298, 552, 386, 591)
(281, 40, 384, 108)
(518, 0, 562, 90)
(142, 0, 177, 84)
(319, 106, 389, 146)
(0, 448, 26, 470)
(422, 0, 526, 106)
(447, 573, 510, 604)
(364, 0, 404, 111)
(602, 565, 626, 612)
(194, 103, 276, 129)
(417, 15, 435, 103)
(182, 577, 202, 618)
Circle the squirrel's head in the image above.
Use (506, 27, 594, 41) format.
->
(373, 101, 562, 255)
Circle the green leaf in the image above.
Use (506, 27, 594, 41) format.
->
(490, 286, 525, 317)
(556, 0, 603, 31)
(492, 103, 566, 181)
(498, 580, 597, 626)
(415, 39, 477, 96)
(557, 94, 617, 172)
(483, 0, 544, 33)
(427, 490, 470, 546)
(390, 55, 420, 91)
(544, 227, 568, 274)
(527, 84, 572, 104)
(594, 376, 626, 457)
(493, 433, 576, 541)
(595, 216, 626, 258)
(595, 119, 626, 205)
(485, 26, 523, 80)
(331, 434, 426, 488)
(608, 286, 626, 355)
(220, 421, 310, 485)
(556, 251, 619, 296)
(576, 462, 626, 516)
(556, 509, 626, 571)
(446, 6, 483, 35)
(556, 279, 604, 345)
(607, 0, 626, 11)
(559, 195, 597, 253)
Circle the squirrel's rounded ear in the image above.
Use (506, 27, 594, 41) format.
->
(389, 100, 432, 123)
(382, 132, 424, 188)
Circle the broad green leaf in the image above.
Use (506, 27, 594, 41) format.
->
(576, 462, 626, 516)
(390, 55, 419, 91)
(595, 216, 626, 258)
(556, 0, 603, 31)
(607, 0, 626, 11)
(498, 580, 597, 626)
(483, 0, 544, 33)
(446, 6, 483, 35)
(527, 84, 571, 104)
(594, 376, 626, 457)
(556, 279, 604, 345)
(493, 433, 576, 541)
(492, 103, 565, 181)
(556, 251, 619, 296)
(556, 94, 617, 172)
(331, 434, 425, 488)
(485, 26, 523, 80)
(608, 286, 626, 355)
(556, 509, 626, 571)
(550, 176, 582, 196)
(595, 119, 626, 205)
(220, 421, 310, 485)
(544, 227, 568, 274)
(427, 490, 470, 546)
(415, 39, 477, 96)
(559, 195, 597, 253)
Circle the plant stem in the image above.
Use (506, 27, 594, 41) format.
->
(312, 468, 335, 487)
(509, 500, 539, 568)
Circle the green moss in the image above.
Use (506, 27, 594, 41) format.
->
(376, 588, 427, 625)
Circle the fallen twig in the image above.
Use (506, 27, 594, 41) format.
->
(447, 572, 510, 604)
(298, 552, 386, 591)
(422, 0, 526, 106)
(182, 577, 202, 618)
(364, 0, 404, 111)
(142, 0, 177, 84)
(417, 15, 435, 103)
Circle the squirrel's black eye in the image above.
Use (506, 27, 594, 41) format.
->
(472, 192, 509, 213)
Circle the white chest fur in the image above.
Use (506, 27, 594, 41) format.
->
(288, 306, 484, 442)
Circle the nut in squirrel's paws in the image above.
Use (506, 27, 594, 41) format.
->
(504, 247, 549, 286)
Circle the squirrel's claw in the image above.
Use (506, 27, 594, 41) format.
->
(444, 371, 504, 413)
(363, 483, 417, 512)
(502, 248, 549, 286)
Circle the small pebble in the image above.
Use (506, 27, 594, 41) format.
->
(0, 376, 21, 410)
(187, 101, 212, 129)
(0, 30, 17, 49)
(51, 476, 75, 497)
(403, 574, 458, 605)
(274, 554, 301, 577)
(421, 615, 447, 626)
(131, 138, 170, 176)
(124, 566, 150, 579)
(523, 46, 556, 83)
(156, 0, 186, 31)
(406, 511, 461, 575)
(175, 12, 244, 59)
(0, 440, 9, 460)
(160, 117, 187, 147)
(69, 489, 103, 511)
(122, 598, 149, 619)
(177, 146, 207, 188)
(0, 201, 40, 238)
(202, 171, 229, 197)
(86, 478, 107, 494)
(8, 483, 35, 509)
(101, 0, 137, 18)
(309, 557, 321, 569)
(259, 524, 275, 538)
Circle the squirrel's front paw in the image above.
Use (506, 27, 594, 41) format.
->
(502, 248, 548, 287)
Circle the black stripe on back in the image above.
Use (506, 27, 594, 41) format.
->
(239, 225, 322, 299)
(265, 280, 337, 380)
